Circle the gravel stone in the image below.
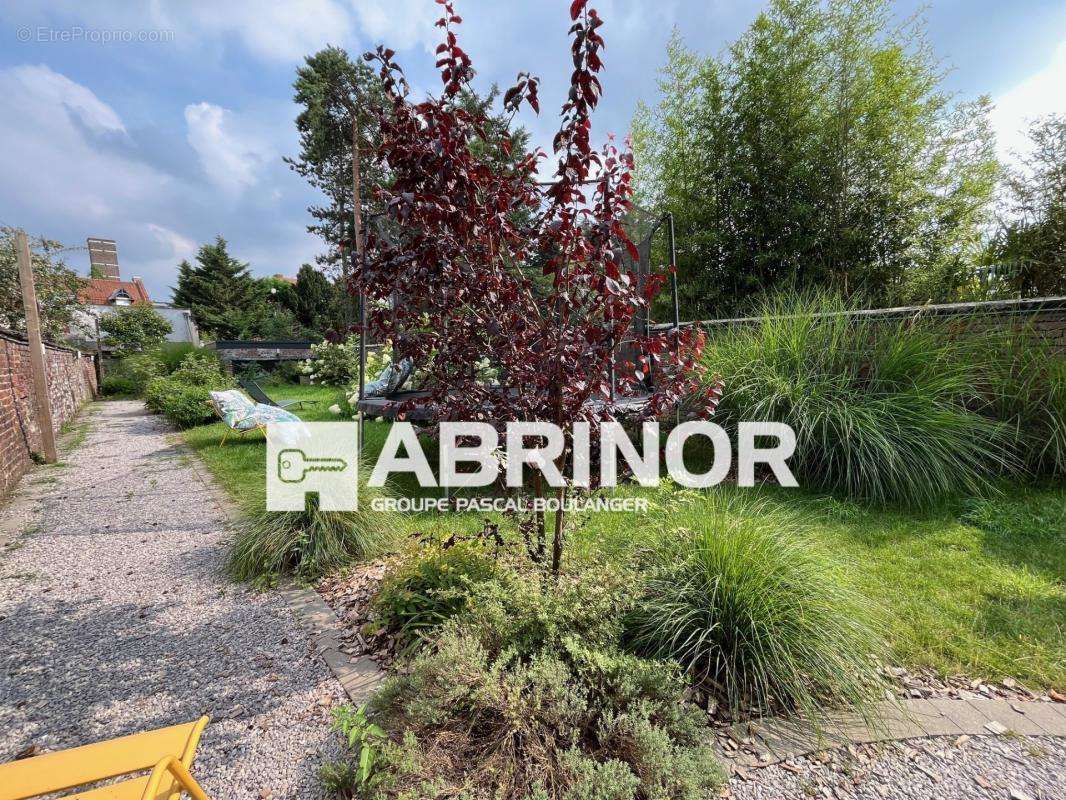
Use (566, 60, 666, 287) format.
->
(0, 401, 344, 798)
(727, 734, 1066, 799)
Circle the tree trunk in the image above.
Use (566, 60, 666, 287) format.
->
(552, 485, 566, 576)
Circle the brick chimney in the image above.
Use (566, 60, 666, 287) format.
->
(87, 237, 119, 279)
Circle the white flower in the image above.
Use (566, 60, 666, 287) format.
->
(328, 404, 342, 415)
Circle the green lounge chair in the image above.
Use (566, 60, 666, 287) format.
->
(238, 377, 316, 410)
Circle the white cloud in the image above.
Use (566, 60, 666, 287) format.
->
(349, 0, 439, 52)
(0, 63, 319, 299)
(184, 102, 273, 194)
(4, 0, 444, 63)
(8, 64, 127, 136)
(0, 65, 161, 222)
(147, 223, 196, 261)
(991, 42, 1066, 166)
(147, 0, 355, 62)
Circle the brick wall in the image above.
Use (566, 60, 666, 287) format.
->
(0, 328, 97, 498)
(696, 296, 1066, 355)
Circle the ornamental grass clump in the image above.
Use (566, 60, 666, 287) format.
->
(702, 291, 1015, 507)
(625, 496, 888, 723)
(976, 326, 1066, 477)
(228, 482, 398, 582)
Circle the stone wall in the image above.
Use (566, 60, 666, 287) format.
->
(0, 328, 97, 498)
(696, 296, 1066, 355)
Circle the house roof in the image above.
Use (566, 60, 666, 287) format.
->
(79, 277, 151, 305)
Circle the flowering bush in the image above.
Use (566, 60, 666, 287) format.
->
(301, 337, 361, 386)
(344, 345, 394, 409)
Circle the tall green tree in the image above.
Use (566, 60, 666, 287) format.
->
(633, 0, 999, 317)
(0, 227, 86, 341)
(291, 264, 336, 333)
(288, 48, 531, 271)
(987, 114, 1066, 297)
(286, 47, 386, 270)
(171, 237, 264, 339)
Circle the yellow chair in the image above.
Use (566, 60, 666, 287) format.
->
(0, 717, 211, 800)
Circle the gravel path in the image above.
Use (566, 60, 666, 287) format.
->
(0, 401, 344, 798)
(727, 734, 1065, 799)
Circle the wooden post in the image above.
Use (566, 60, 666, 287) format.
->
(344, 95, 367, 461)
(16, 230, 58, 463)
(93, 315, 105, 384)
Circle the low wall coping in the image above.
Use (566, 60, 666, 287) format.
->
(0, 326, 85, 355)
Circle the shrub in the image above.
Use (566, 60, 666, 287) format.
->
(366, 564, 725, 800)
(156, 342, 197, 372)
(119, 352, 166, 395)
(143, 350, 230, 428)
(170, 349, 227, 385)
(302, 337, 361, 386)
(370, 541, 500, 650)
(624, 495, 887, 723)
(701, 291, 1014, 506)
(227, 486, 399, 582)
(320, 704, 390, 798)
(272, 359, 305, 385)
(236, 362, 269, 385)
(100, 373, 137, 396)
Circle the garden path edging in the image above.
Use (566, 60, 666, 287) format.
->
(179, 433, 387, 705)
(716, 696, 1066, 771)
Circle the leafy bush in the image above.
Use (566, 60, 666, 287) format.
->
(701, 292, 1014, 506)
(228, 486, 399, 582)
(170, 349, 227, 385)
(625, 495, 887, 722)
(272, 359, 305, 385)
(320, 704, 390, 798)
(302, 337, 362, 386)
(119, 352, 166, 395)
(100, 373, 137, 396)
(99, 302, 171, 355)
(236, 361, 269, 385)
(370, 541, 499, 650)
(365, 564, 725, 800)
(143, 350, 230, 428)
(156, 342, 197, 372)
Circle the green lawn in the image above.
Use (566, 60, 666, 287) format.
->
(181, 383, 1065, 689)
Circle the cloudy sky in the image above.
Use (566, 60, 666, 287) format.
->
(0, 0, 1063, 301)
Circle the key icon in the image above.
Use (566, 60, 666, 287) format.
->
(277, 448, 349, 483)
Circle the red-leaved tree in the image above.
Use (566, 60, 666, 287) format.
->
(358, 0, 720, 572)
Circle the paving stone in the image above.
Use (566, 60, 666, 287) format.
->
(965, 699, 1061, 736)
(750, 717, 836, 758)
(901, 699, 966, 736)
(932, 697, 998, 733)
(1011, 701, 1066, 735)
